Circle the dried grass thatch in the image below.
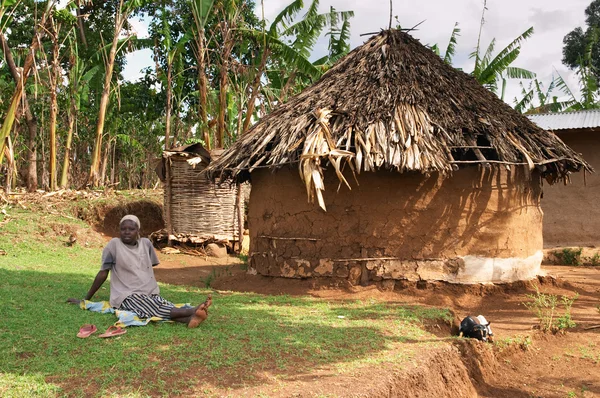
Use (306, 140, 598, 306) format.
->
(206, 29, 591, 210)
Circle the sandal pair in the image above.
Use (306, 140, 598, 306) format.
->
(77, 324, 126, 338)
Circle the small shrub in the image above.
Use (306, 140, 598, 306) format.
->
(557, 247, 583, 266)
(238, 253, 249, 270)
(494, 335, 532, 352)
(555, 295, 578, 330)
(588, 253, 600, 266)
(524, 286, 578, 333)
(201, 266, 232, 287)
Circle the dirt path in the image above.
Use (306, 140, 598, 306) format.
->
(156, 255, 600, 397)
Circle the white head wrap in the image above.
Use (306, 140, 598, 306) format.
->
(120, 214, 141, 229)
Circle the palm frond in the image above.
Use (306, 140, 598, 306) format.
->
(514, 87, 534, 113)
(477, 47, 520, 86)
(482, 26, 533, 75)
(268, 0, 303, 37)
(190, 0, 215, 28)
(269, 36, 321, 79)
(504, 66, 535, 80)
(443, 22, 460, 64)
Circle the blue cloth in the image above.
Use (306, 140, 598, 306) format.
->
(79, 300, 193, 328)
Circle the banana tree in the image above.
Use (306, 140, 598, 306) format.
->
(61, 36, 99, 188)
(469, 1, 535, 99)
(241, 0, 353, 132)
(189, 0, 215, 149)
(0, 0, 55, 164)
(430, 22, 460, 65)
(470, 27, 536, 100)
(0, 32, 39, 191)
(88, 0, 149, 187)
(46, 8, 76, 190)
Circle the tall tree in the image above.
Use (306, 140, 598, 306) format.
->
(242, 0, 353, 132)
(0, 0, 55, 163)
(88, 0, 145, 187)
(563, 0, 600, 83)
(470, 1, 535, 99)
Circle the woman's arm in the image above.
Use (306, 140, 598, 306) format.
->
(67, 269, 109, 303)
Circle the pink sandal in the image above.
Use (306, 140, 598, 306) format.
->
(77, 324, 97, 338)
(99, 325, 127, 338)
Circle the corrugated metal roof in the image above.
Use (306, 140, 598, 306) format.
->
(527, 110, 600, 131)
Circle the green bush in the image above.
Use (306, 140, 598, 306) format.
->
(554, 248, 583, 266)
(524, 286, 578, 332)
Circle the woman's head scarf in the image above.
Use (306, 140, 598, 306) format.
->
(119, 214, 141, 229)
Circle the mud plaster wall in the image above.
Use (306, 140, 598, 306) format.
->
(541, 130, 600, 248)
(248, 166, 543, 283)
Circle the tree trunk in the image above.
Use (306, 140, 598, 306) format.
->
(242, 48, 268, 133)
(3, 136, 15, 194)
(165, 60, 172, 150)
(110, 141, 116, 185)
(48, 19, 60, 191)
(280, 70, 297, 102)
(60, 107, 75, 189)
(100, 138, 110, 185)
(75, 1, 88, 48)
(60, 48, 77, 190)
(172, 109, 181, 147)
(217, 65, 227, 148)
(88, 1, 128, 187)
(26, 101, 38, 192)
(0, 4, 53, 160)
(0, 34, 38, 192)
(196, 33, 210, 149)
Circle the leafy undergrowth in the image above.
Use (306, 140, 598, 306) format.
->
(0, 204, 452, 397)
(4, 189, 162, 232)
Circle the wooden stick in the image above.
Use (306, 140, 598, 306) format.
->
(451, 157, 567, 166)
(331, 257, 404, 262)
(258, 235, 320, 241)
(449, 146, 494, 149)
(235, 183, 243, 253)
(584, 325, 600, 330)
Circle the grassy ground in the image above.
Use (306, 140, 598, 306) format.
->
(0, 200, 453, 397)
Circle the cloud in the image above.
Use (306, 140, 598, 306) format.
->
(529, 8, 578, 33)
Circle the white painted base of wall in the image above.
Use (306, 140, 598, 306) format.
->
(451, 250, 543, 284)
(247, 250, 544, 284)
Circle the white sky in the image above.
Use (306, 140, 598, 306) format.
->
(123, 0, 591, 107)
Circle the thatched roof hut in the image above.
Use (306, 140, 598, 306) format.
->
(206, 30, 590, 285)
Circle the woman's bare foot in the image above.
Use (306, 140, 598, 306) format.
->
(188, 295, 212, 328)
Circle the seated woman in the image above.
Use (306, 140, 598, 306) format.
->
(68, 214, 210, 328)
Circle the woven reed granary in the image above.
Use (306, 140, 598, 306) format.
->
(206, 29, 591, 284)
(159, 143, 242, 243)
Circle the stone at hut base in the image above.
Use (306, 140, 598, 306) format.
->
(348, 266, 362, 286)
(206, 243, 228, 258)
(379, 279, 396, 291)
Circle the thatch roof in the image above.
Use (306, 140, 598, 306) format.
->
(206, 29, 591, 210)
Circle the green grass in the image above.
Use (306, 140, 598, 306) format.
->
(0, 205, 453, 397)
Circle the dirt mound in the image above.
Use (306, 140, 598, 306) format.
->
(102, 201, 164, 238)
(366, 345, 478, 398)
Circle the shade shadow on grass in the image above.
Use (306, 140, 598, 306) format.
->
(0, 266, 451, 397)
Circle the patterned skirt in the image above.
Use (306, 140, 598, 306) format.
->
(119, 294, 175, 319)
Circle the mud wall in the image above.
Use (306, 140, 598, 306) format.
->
(541, 130, 600, 248)
(248, 166, 543, 284)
